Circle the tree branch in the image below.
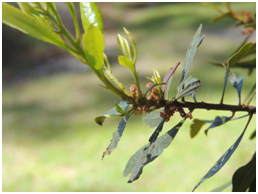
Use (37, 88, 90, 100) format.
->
(163, 100, 256, 114)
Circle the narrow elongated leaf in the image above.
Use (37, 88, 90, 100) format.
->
(162, 62, 180, 99)
(232, 153, 256, 192)
(142, 108, 164, 128)
(124, 119, 185, 183)
(149, 115, 167, 143)
(227, 43, 253, 67)
(190, 119, 206, 138)
(228, 71, 244, 105)
(176, 79, 201, 99)
(80, 2, 103, 33)
(102, 115, 130, 159)
(82, 24, 104, 71)
(118, 55, 135, 73)
(2, 3, 67, 49)
(178, 24, 202, 90)
(191, 114, 248, 138)
(204, 115, 233, 135)
(147, 119, 185, 163)
(192, 114, 253, 192)
(95, 100, 131, 125)
(117, 35, 134, 61)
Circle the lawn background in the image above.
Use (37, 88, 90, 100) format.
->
(2, 2, 256, 192)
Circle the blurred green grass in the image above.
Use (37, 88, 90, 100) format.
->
(2, 2, 256, 192)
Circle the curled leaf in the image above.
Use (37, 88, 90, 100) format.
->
(117, 34, 134, 61)
(176, 78, 201, 100)
(204, 114, 234, 135)
(228, 70, 243, 105)
(95, 99, 132, 126)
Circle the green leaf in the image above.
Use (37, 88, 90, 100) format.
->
(142, 108, 164, 128)
(192, 114, 253, 192)
(124, 119, 185, 183)
(176, 77, 201, 100)
(118, 55, 135, 73)
(102, 115, 130, 159)
(190, 119, 206, 138)
(2, 3, 67, 49)
(80, 2, 103, 33)
(178, 24, 202, 92)
(66, 3, 80, 42)
(82, 24, 105, 71)
(227, 43, 253, 67)
(117, 34, 134, 61)
(94, 99, 132, 126)
(162, 62, 181, 99)
(232, 153, 256, 192)
(228, 70, 244, 105)
(123, 28, 137, 64)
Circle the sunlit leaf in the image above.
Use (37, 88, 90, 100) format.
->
(190, 119, 206, 138)
(124, 119, 185, 183)
(80, 2, 103, 33)
(117, 34, 134, 61)
(142, 108, 164, 128)
(228, 70, 243, 105)
(227, 43, 253, 67)
(118, 55, 135, 73)
(95, 99, 132, 126)
(232, 153, 256, 192)
(192, 114, 253, 192)
(102, 115, 130, 159)
(2, 3, 68, 49)
(178, 24, 202, 91)
(82, 24, 104, 71)
(162, 62, 180, 99)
